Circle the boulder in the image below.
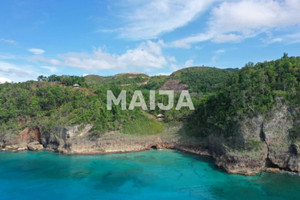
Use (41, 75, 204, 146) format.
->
(27, 141, 44, 151)
(2, 143, 27, 151)
(214, 150, 267, 176)
(265, 167, 281, 173)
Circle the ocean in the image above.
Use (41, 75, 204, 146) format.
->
(0, 150, 300, 200)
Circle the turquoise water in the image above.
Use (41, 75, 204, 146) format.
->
(0, 150, 300, 200)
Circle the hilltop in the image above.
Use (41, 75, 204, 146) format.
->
(84, 67, 234, 93)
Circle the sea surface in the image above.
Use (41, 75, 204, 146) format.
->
(0, 150, 300, 200)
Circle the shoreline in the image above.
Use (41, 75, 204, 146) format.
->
(1, 126, 299, 176)
(3, 140, 298, 176)
(2, 146, 299, 176)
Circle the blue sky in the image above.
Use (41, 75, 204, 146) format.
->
(0, 0, 300, 82)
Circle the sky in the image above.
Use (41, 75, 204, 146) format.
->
(0, 0, 300, 83)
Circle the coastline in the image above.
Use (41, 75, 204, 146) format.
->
(2, 128, 297, 176)
(2, 142, 299, 176)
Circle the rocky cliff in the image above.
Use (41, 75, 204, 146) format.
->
(208, 101, 300, 175)
(1, 102, 299, 176)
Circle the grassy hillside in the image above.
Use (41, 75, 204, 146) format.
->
(84, 75, 106, 84)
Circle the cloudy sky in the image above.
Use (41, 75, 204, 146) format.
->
(0, 0, 300, 82)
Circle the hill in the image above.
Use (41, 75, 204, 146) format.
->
(185, 55, 300, 174)
(85, 67, 234, 94)
(85, 73, 149, 86)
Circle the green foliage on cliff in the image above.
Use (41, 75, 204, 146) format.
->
(0, 81, 163, 136)
(187, 55, 300, 138)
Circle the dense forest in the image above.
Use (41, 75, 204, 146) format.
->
(0, 55, 299, 143)
(187, 54, 300, 141)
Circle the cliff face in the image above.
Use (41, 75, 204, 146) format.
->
(210, 101, 300, 175)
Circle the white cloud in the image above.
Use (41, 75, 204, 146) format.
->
(184, 59, 194, 67)
(212, 49, 226, 63)
(215, 49, 225, 54)
(0, 77, 12, 83)
(117, 0, 217, 39)
(209, 0, 300, 35)
(0, 61, 38, 82)
(172, 33, 213, 48)
(170, 64, 179, 71)
(0, 38, 16, 45)
(32, 57, 61, 65)
(28, 48, 45, 55)
(173, 0, 300, 47)
(41, 66, 57, 73)
(39, 40, 168, 72)
(284, 32, 300, 44)
(0, 54, 15, 60)
(153, 72, 171, 76)
(167, 56, 176, 63)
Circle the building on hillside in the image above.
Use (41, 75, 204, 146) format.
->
(156, 114, 165, 120)
(73, 84, 80, 89)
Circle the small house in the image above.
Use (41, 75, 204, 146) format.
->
(156, 114, 165, 119)
(73, 84, 80, 89)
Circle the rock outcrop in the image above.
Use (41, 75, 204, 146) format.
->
(18, 127, 40, 143)
(27, 141, 44, 151)
(210, 101, 300, 175)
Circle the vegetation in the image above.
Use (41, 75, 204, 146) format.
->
(187, 55, 300, 139)
(1, 55, 299, 143)
(85, 73, 149, 86)
(170, 67, 235, 93)
(0, 81, 163, 136)
(38, 75, 87, 87)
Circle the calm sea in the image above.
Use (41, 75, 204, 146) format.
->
(0, 150, 300, 200)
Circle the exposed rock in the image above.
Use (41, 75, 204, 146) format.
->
(64, 134, 178, 154)
(27, 141, 44, 151)
(288, 155, 300, 172)
(17, 146, 28, 151)
(204, 101, 300, 175)
(214, 150, 267, 175)
(264, 105, 293, 169)
(0, 140, 4, 148)
(239, 115, 264, 143)
(66, 124, 93, 137)
(18, 127, 40, 143)
(40, 124, 93, 151)
(4, 145, 20, 151)
(175, 138, 211, 157)
(2, 143, 27, 151)
(160, 79, 188, 92)
(265, 167, 281, 173)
